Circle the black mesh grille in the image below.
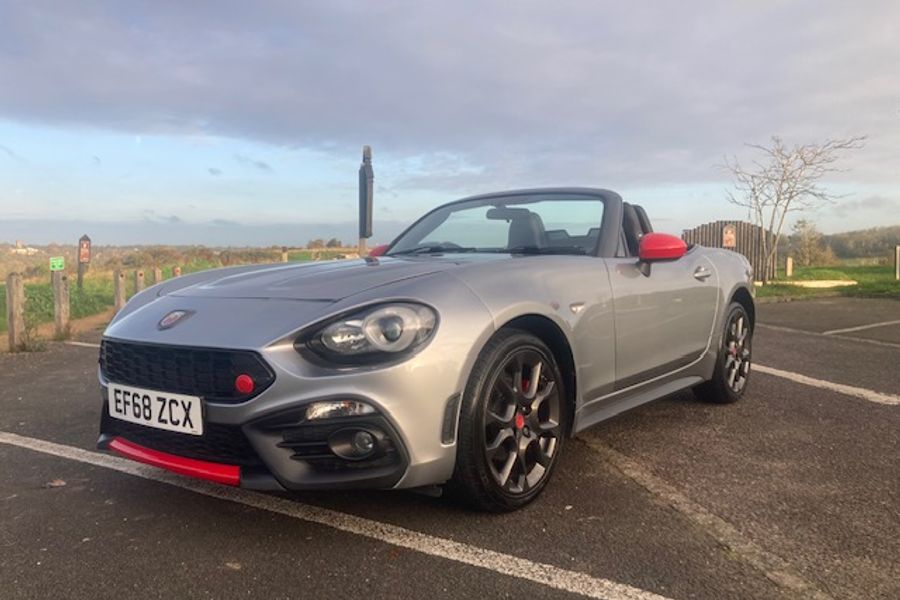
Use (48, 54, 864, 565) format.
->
(100, 339, 274, 403)
(102, 409, 262, 466)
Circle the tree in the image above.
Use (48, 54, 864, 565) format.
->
(307, 238, 325, 249)
(790, 219, 835, 267)
(325, 238, 342, 248)
(723, 136, 864, 282)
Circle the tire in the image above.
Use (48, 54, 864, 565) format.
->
(450, 329, 567, 512)
(694, 301, 752, 404)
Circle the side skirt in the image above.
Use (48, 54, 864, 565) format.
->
(572, 375, 704, 434)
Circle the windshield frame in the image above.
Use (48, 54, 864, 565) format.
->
(384, 188, 623, 258)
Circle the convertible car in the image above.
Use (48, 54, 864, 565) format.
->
(98, 188, 754, 511)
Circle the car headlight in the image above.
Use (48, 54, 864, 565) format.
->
(303, 303, 437, 365)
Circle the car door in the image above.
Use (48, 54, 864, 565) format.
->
(605, 249, 719, 390)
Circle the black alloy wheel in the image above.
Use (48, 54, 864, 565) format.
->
(695, 301, 752, 404)
(451, 329, 567, 511)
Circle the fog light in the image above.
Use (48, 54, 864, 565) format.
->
(328, 427, 382, 460)
(352, 430, 376, 455)
(305, 400, 375, 421)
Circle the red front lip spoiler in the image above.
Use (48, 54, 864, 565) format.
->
(108, 436, 240, 486)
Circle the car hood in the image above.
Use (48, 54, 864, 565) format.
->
(167, 257, 472, 301)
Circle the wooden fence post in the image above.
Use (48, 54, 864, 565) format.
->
(895, 245, 899, 281)
(135, 270, 145, 293)
(114, 270, 126, 311)
(52, 271, 70, 339)
(281, 246, 289, 263)
(5, 273, 25, 352)
(153, 268, 163, 284)
(785, 257, 794, 278)
(173, 266, 182, 277)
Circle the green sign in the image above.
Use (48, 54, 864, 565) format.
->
(49, 256, 65, 271)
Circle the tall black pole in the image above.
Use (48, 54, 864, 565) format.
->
(358, 145, 373, 255)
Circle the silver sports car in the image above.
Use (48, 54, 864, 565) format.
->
(98, 188, 754, 511)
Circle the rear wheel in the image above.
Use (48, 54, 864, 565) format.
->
(695, 301, 752, 404)
(451, 329, 566, 512)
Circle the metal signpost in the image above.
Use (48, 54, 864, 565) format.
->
(78, 235, 91, 290)
(358, 145, 374, 256)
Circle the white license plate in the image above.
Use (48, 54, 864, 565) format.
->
(108, 383, 203, 436)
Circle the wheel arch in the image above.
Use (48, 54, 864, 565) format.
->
(499, 314, 578, 436)
(730, 285, 755, 330)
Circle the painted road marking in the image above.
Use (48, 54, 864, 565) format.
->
(822, 319, 900, 336)
(0, 431, 669, 600)
(757, 323, 900, 349)
(580, 438, 832, 600)
(755, 364, 900, 406)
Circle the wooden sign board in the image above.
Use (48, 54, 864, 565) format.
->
(78, 235, 92, 264)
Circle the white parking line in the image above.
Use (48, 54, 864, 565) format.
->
(580, 438, 832, 600)
(0, 431, 669, 600)
(822, 319, 900, 336)
(757, 323, 900, 349)
(755, 364, 900, 406)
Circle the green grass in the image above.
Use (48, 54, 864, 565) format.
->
(758, 265, 899, 300)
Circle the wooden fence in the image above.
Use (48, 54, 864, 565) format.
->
(4, 267, 177, 352)
(682, 220, 776, 281)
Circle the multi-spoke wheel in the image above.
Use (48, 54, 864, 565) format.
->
(695, 301, 753, 404)
(451, 329, 567, 511)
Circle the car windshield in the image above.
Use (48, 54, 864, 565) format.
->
(388, 193, 605, 256)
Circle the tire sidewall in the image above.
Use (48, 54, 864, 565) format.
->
(454, 330, 567, 510)
(715, 302, 752, 402)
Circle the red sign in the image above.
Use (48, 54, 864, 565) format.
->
(79, 235, 91, 264)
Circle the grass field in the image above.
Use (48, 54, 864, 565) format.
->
(757, 265, 900, 300)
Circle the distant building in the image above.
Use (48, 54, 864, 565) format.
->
(9, 241, 39, 256)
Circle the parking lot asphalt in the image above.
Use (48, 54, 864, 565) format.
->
(1, 297, 898, 600)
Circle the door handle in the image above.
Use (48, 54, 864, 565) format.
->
(693, 266, 712, 281)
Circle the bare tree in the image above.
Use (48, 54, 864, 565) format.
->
(722, 136, 864, 282)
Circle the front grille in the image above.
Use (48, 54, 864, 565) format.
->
(102, 410, 262, 466)
(100, 339, 275, 403)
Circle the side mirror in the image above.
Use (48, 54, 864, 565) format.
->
(637, 233, 687, 276)
(638, 233, 687, 262)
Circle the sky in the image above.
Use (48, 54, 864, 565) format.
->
(1, 1, 898, 246)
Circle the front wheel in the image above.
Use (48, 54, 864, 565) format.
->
(451, 329, 567, 512)
(694, 301, 752, 404)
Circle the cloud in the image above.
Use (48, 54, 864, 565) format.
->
(830, 195, 899, 218)
(141, 210, 184, 224)
(0, 2, 897, 191)
(208, 167, 223, 176)
(234, 153, 272, 173)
